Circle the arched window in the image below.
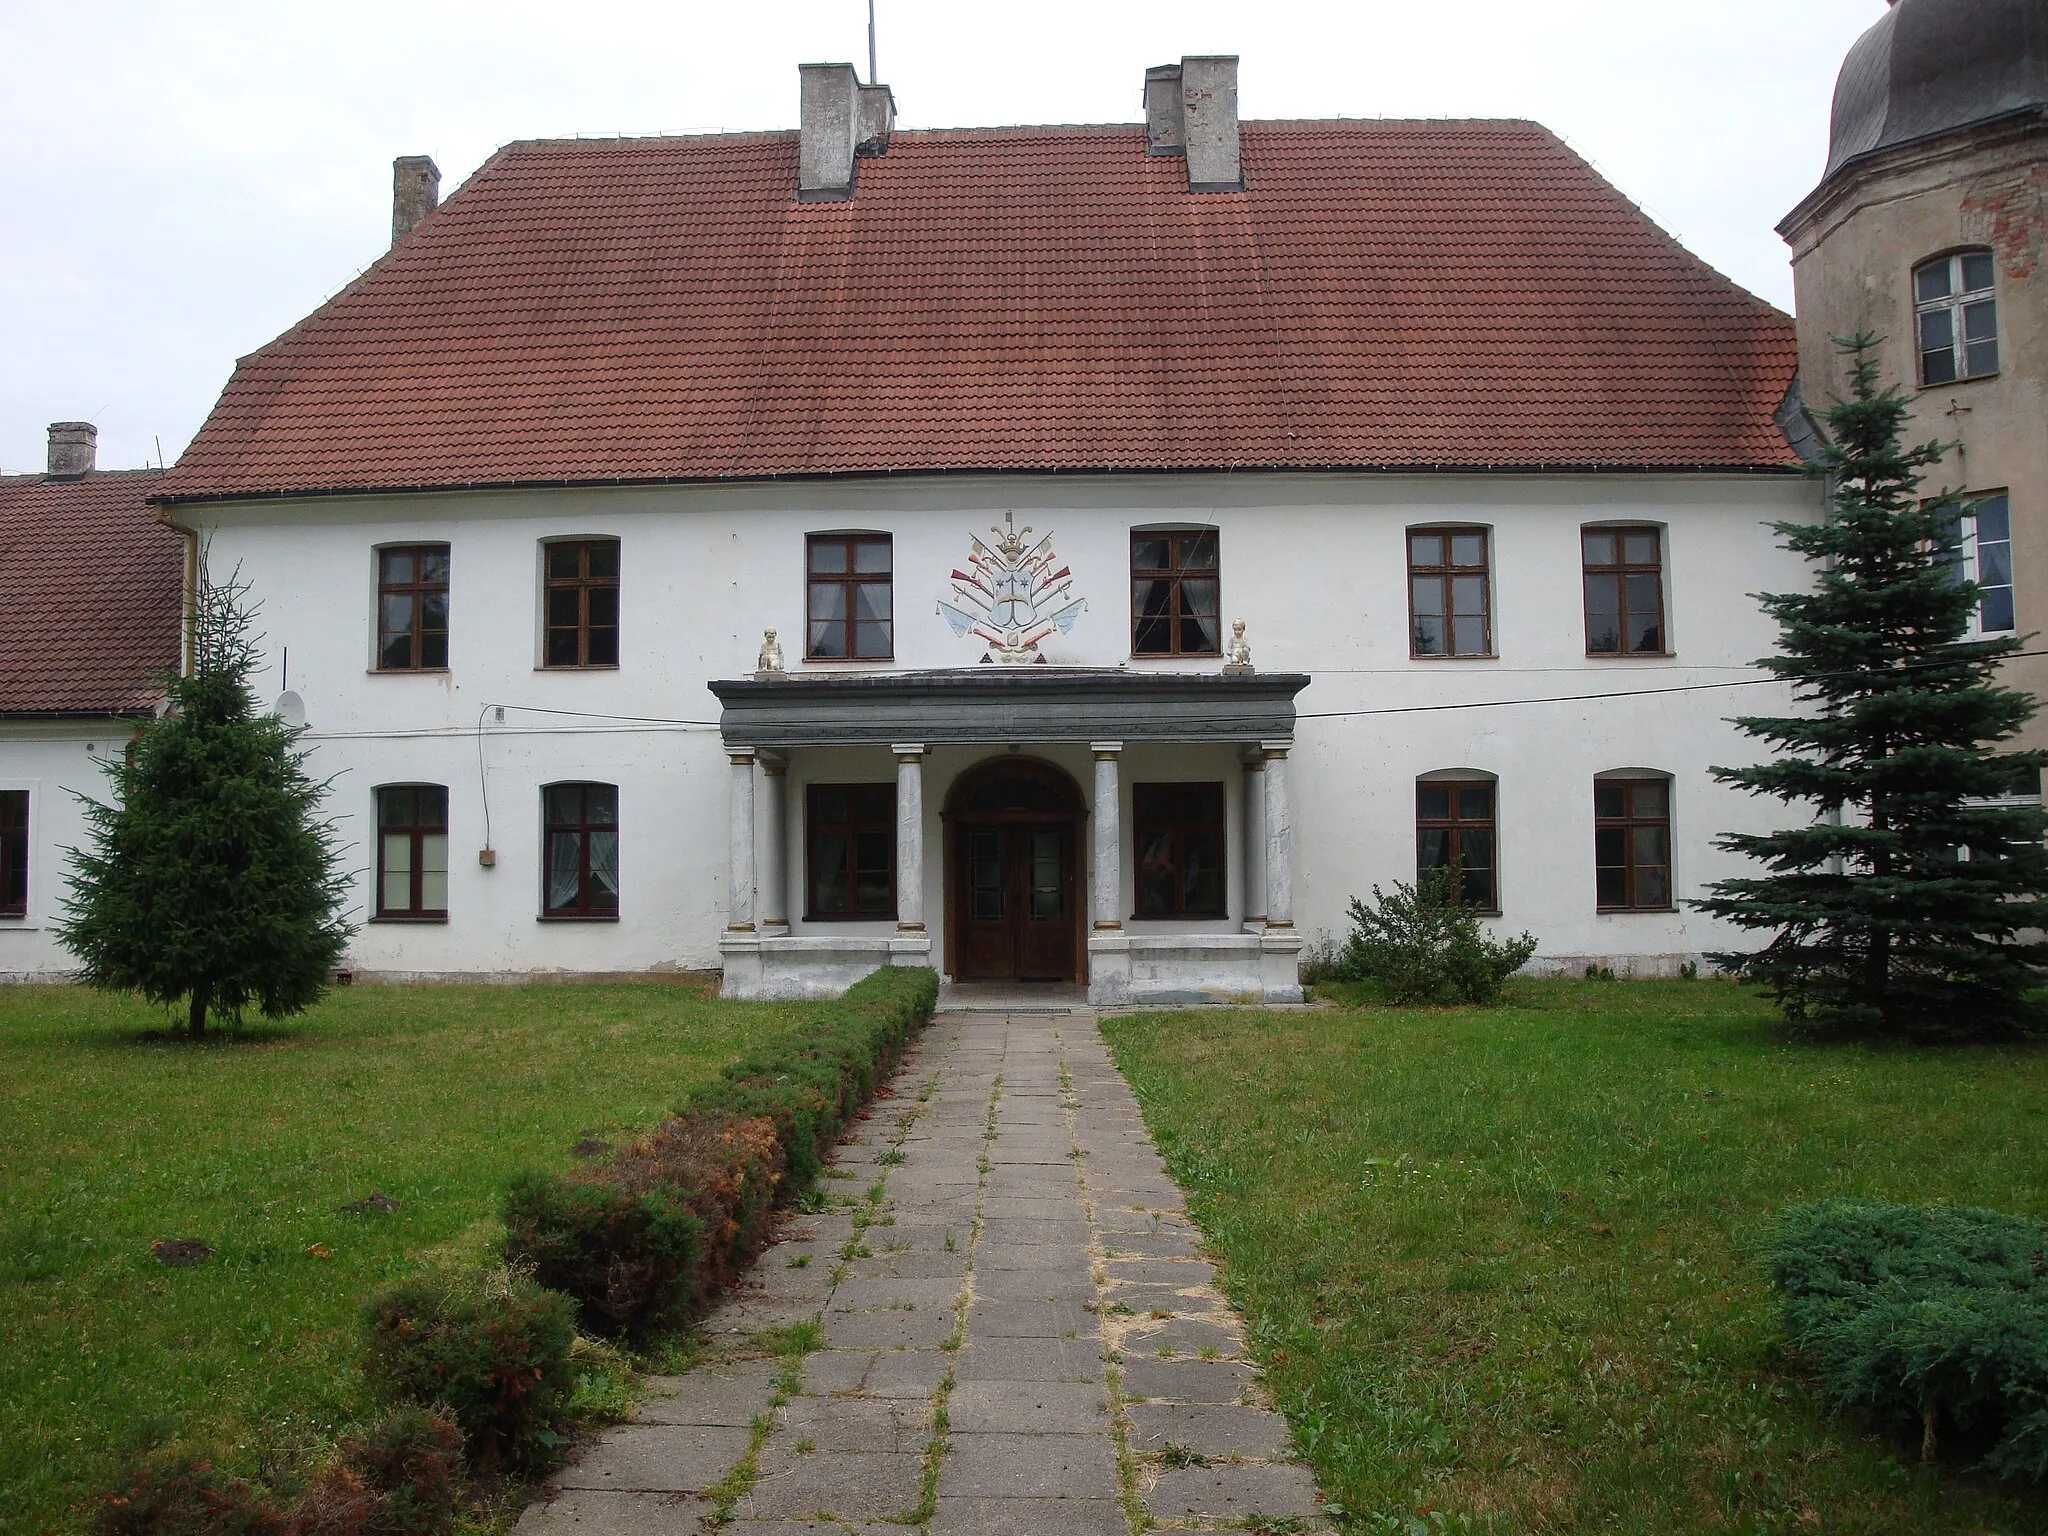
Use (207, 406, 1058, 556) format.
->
(1594, 772, 1672, 912)
(1416, 771, 1498, 912)
(542, 782, 619, 918)
(1914, 251, 1999, 385)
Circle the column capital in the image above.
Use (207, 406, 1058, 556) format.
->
(727, 747, 756, 767)
(1090, 740, 1125, 759)
(758, 750, 788, 777)
(1259, 738, 1292, 760)
(891, 742, 928, 761)
(1240, 746, 1269, 770)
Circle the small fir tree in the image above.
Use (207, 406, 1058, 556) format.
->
(60, 569, 352, 1037)
(1696, 335, 2048, 1039)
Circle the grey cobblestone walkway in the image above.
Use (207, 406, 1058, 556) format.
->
(517, 1010, 1328, 1535)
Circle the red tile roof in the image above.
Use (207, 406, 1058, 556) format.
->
(163, 120, 1799, 500)
(0, 470, 184, 715)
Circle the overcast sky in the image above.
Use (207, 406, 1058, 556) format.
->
(1, 0, 1882, 475)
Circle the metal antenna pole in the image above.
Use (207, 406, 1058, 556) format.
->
(868, 0, 877, 83)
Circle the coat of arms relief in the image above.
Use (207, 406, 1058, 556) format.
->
(937, 511, 1087, 663)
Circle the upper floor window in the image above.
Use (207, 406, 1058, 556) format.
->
(807, 534, 893, 660)
(1594, 776, 1671, 912)
(1583, 527, 1666, 656)
(1417, 776, 1498, 913)
(375, 785, 448, 920)
(806, 782, 896, 918)
(543, 540, 620, 668)
(1132, 530, 1220, 656)
(377, 545, 450, 670)
(1133, 782, 1227, 918)
(0, 791, 26, 918)
(1938, 492, 2016, 634)
(1915, 250, 1999, 385)
(1408, 527, 1492, 657)
(543, 782, 619, 918)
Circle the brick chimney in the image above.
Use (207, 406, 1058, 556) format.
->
(799, 63, 894, 201)
(46, 422, 96, 479)
(1142, 56, 1242, 192)
(391, 155, 441, 246)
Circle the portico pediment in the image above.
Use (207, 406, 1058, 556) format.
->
(708, 669, 1310, 749)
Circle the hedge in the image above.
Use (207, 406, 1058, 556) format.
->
(503, 965, 937, 1336)
(1766, 1199, 2048, 1481)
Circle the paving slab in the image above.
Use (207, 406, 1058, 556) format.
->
(1118, 1356, 1261, 1404)
(512, 1489, 703, 1534)
(550, 1424, 753, 1492)
(938, 1432, 1119, 1499)
(1144, 1461, 1325, 1523)
(732, 1449, 927, 1522)
(926, 1497, 1129, 1535)
(948, 1379, 1109, 1434)
(634, 1356, 782, 1426)
(1127, 1400, 1295, 1458)
(800, 1348, 951, 1400)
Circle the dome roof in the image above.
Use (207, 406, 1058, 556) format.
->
(1826, 0, 2048, 179)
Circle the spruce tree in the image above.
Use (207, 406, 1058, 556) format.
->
(1696, 335, 2048, 1040)
(60, 569, 352, 1037)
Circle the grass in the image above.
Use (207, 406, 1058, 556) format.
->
(0, 981, 810, 1535)
(1102, 978, 2048, 1534)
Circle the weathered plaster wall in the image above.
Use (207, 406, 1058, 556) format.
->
(1784, 120, 2048, 746)
(0, 725, 131, 979)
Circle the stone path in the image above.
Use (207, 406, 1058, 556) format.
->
(517, 1009, 1328, 1535)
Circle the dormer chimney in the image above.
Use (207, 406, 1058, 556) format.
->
(799, 63, 894, 201)
(391, 155, 441, 246)
(46, 422, 96, 479)
(1142, 55, 1242, 192)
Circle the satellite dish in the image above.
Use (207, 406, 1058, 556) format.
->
(274, 690, 306, 728)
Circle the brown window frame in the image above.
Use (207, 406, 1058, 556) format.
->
(806, 534, 894, 661)
(542, 539, 621, 669)
(0, 791, 26, 918)
(541, 782, 620, 919)
(1132, 782, 1228, 919)
(805, 782, 897, 920)
(1407, 526, 1493, 658)
(1416, 778, 1499, 914)
(1131, 529, 1222, 657)
(1594, 777, 1673, 912)
(1582, 526, 1668, 656)
(373, 784, 449, 922)
(375, 544, 450, 671)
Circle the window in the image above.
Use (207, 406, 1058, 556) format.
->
(1937, 492, 2015, 634)
(1132, 530, 1221, 656)
(0, 792, 25, 918)
(1133, 783, 1227, 918)
(1915, 250, 1999, 385)
(1583, 527, 1666, 655)
(1594, 778, 1671, 911)
(542, 783, 619, 917)
(807, 535, 893, 660)
(375, 785, 448, 920)
(376, 545, 450, 670)
(807, 783, 895, 918)
(1408, 527, 1492, 657)
(1416, 778, 1497, 911)
(543, 540, 620, 668)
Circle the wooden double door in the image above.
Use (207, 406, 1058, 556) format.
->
(948, 761, 1082, 983)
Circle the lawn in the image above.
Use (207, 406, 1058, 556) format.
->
(0, 981, 810, 1535)
(1103, 980, 2048, 1535)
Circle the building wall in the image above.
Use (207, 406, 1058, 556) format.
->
(1783, 119, 2048, 746)
(0, 725, 132, 978)
(85, 470, 1829, 980)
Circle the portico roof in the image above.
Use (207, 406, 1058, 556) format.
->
(708, 669, 1310, 749)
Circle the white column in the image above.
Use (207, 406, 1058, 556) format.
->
(1241, 751, 1268, 927)
(758, 755, 788, 932)
(727, 749, 756, 932)
(1263, 741, 1294, 929)
(1092, 741, 1124, 930)
(894, 744, 926, 933)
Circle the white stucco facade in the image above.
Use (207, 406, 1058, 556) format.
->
(2, 470, 1819, 997)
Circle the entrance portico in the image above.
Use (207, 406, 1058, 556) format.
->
(710, 670, 1310, 1004)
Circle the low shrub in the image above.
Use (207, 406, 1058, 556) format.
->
(504, 1112, 781, 1336)
(503, 966, 935, 1336)
(288, 1407, 465, 1535)
(1339, 867, 1537, 1005)
(94, 1452, 287, 1536)
(1765, 1200, 2048, 1481)
(360, 1272, 575, 1473)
